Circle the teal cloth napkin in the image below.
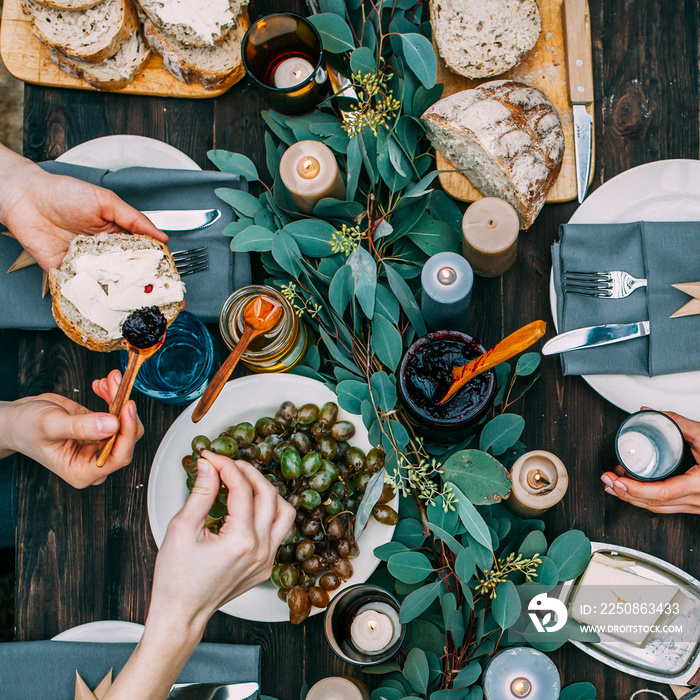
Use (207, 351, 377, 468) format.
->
(0, 163, 250, 330)
(552, 221, 700, 376)
(0, 640, 260, 699)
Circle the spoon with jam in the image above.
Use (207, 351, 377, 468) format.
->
(95, 306, 167, 467)
(192, 295, 283, 423)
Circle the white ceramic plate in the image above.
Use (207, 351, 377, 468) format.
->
(148, 374, 398, 623)
(56, 135, 200, 172)
(52, 620, 145, 643)
(549, 159, 700, 419)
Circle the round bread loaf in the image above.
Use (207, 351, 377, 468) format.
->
(421, 80, 565, 229)
(49, 233, 184, 352)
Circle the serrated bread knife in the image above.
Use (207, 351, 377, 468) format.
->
(542, 321, 650, 355)
(562, 0, 594, 203)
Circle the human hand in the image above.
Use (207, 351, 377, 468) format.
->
(147, 453, 295, 633)
(0, 146, 167, 270)
(601, 411, 700, 514)
(0, 369, 143, 488)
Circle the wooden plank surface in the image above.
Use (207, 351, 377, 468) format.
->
(435, 0, 595, 204)
(11, 0, 700, 699)
(0, 0, 245, 98)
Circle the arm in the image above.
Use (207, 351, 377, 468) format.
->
(0, 143, 167, 270)
(602, 410, 700, 514)
(0, 370, 143, 487)
(106, 455, 295, 700)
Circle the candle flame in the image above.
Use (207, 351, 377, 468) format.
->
(510, 678, 532, 698)
(437, 267, 456, 285)
(526, 469, 551, 490)
(297, 156, 321, 180)
(630, 449, 636, 455)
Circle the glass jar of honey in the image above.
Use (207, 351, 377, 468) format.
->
(219, 285, 308, 373)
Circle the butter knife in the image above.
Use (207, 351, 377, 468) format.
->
(562, 0, 594, 203)
(167, 681, 259, 699)
(143, 209, 221, 231)
(542, 321, 650, 355)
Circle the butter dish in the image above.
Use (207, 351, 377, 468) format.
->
(558, 542, 700, 685)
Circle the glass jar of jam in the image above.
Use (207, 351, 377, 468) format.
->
(398, 330, 496, 437)
(219, 285, 308, 373)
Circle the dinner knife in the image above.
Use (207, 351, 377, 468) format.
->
(542, 321, 650, 355)
(167, 681, 259, 699)
(142, 209, 221, 231)
(562, 0, 594, 203)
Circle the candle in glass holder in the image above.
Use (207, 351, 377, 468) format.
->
(272, 56, 315, 88)
(615, 410, 684, 481)
(306, 677, 369, 700)
(483, 648, 560, 700)
(279, 140, 345, 214)
(507, 450, 568, 518)
(349, 605, 398, 654)
(420, 252, 474, 332)
(461, 198, 520, 277)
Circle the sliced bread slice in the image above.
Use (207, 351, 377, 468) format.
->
(421, 80, 565, 229)
(32, 0, 105, 11)
(50, 29, 151, 89)
(49, 233, 184, 352)
(430, 0, 541, 79)
(136, 0, 248, 47)
(142, 14, 246, 90)
(27, 0, 138, 63)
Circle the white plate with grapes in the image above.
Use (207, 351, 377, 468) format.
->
(148, 374, 398, 623)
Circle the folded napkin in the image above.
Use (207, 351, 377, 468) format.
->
(552, 221, 700, 376)
(0, 163, 251, 330)
(0, 640, 261, 700)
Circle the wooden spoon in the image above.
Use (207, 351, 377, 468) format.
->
(192, 295, 283, 423)
(95, 335, 165, 467)
(438, 320, 547, 405)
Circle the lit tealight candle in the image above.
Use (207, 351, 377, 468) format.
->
(462, 198, 520, 277)
(350, 610, 395, 654)
(510, 678, 532, 698)
(272, 56, 315, 89)
(420, 252, 474, 332)
(615, 410, 685, 481)
(507, 450, 569, 518)
(482, 648, 560, 700)
(306, 677, 369, 700)
(279, 140, 346, 214)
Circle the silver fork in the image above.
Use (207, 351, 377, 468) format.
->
(173, 247, 209, 276)
(563, 270, 648, 298)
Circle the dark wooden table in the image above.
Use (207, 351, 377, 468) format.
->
(13, 0, 700, 697)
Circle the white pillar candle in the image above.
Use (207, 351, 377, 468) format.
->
(420, 252, 474, 332)
(279, 140, 346, 214)
(350, 610, 395, 654)
(507, 451, 568, 518)
(617, 431, 658, 476)
(482, 648, 560, 700)
(272, 56, 314, 89)
(306, 677, 369, 700)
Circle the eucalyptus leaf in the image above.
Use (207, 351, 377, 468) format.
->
(403, 647, 429, 694)
(215, 188, 262, 218)
(558, 683, 598, 700)
(351, 46, 376, 74)
(397, 33, 437, 88)
(374, 283, 401, 323)
(440, 591, 457, 631)
(426, 522, 463, 556)
(370, 371, 397, 412)
(430, 691, 469, 700)
(447, 483, 492, 551)
(265, 131, 282, 179)
(271, 231, 303, 276)
(229, 226, 274, 252)
(518, 530, 548, 559)
(492, 581, 521, 629)
(208, 150, 259, 181)
(412, 83, 444, 117)
(384, 263, 427, 335)
(320, 328, 360, 374)
(453, 662, 481, 689)
(516, 352, 541, 376)
(348, 247, 377, 318)
(290, 365, 325, 382)
(336, 379, 371, 414)
(494, 362, 511, 406)
(387, 550, 433, 584)
(329, 265, 354, 316)
(361, 662, 401, 676)
(427, 494, 459, 535)
(222, 220, 253, 237)
(314, 198, 364, 219)
(355, 468, 387, 539)
(374, 541, 409, 561)
(455, 547, 476, 583)
(442, 451, 511, 505)
(308, 13, 355, 52)
(547, 530, 592, 581)
(346, 136, 362, 201)
(371, 688, 403, 700)
(374, 220, 393, 240)
(451, 607, 465, 646)
(386, 418, 409, 449)
(371, 313, 403, 370)
(262, 110, 295, 144)
(283, 219, 336, 257)
(394, 518, 426, 548)
(534, 556, 561, 589)
(302, 344, 321, 370)
(479, 414, 525, 455)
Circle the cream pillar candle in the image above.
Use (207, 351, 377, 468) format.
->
(306, 677, 369, 700)
(507, 450, 568, 518)
(350, 607, 396, 653)
(279, 140, 346, 214)
(461, 197, 520, 277)
(272, 56, 315, 88)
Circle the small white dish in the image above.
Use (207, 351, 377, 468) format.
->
(148, 374, 397, 623)
(52, 620, 145, 643)
(56, 135, 200, 172)
(550, 159, 700, 419)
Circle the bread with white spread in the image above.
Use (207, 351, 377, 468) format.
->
(135, 0, 248, 47)
(430, 0, 541, 79)
(142, 14, 246, 89)
(421, 80, 565, 228)
(27, 0, 138, 63)
(50, 29, 151, 89)
(49, 233, 185, 352)
(32, 0, 102, 10)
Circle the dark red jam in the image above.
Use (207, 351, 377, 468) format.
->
(398, 331, 496, 431)
(122, 306, 167, 348)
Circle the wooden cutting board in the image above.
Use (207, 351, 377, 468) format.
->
(434, 0, 595, 203)
(0, 0, 245, 98)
